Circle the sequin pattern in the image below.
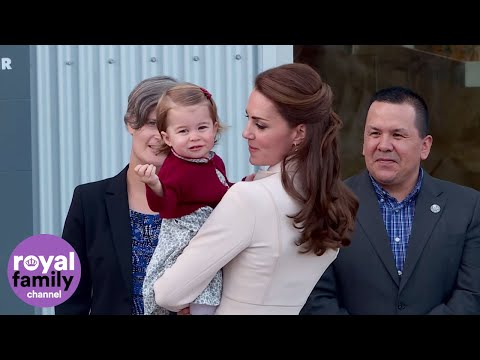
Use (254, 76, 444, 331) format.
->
(130, 209, 162, 315)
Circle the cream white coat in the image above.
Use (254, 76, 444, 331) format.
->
(153, 162, 338, 314)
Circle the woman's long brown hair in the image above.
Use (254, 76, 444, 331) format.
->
(255, 63, 359, 255)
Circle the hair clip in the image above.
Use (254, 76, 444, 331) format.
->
(199, 87, 212, 100)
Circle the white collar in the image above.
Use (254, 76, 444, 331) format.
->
(253, 162, 282, 180)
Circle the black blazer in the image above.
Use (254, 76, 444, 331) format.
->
(301, 169, 480, 315)
(55, 166, 134, 315)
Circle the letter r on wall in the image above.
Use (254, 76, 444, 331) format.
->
(1, 58, 12, 70)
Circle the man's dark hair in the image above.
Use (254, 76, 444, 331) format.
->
(367, 86, 429, 137)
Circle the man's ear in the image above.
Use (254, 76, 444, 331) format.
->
(420, 135, 433, 161)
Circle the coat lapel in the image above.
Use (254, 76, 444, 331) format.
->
(354, 171, 400, 286)
(399, 173, 445, 292)
(105, 165, 133, 295)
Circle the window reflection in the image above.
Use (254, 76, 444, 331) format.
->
(295, 45, 480, 190)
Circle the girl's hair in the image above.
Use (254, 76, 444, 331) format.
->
(155, 83, 225, 154)
(255, 63, 359, 255)
(123, 75, 177, 129)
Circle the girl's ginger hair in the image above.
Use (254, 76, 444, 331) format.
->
(155, 83, 225, 154)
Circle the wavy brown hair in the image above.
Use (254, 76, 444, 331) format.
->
(255, 63, 358, 255)
(155, 83, 225, 154)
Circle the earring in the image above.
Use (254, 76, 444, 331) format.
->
(293, 143, 298, 152)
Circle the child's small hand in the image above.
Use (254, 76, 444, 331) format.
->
(243, 173, 256, 182)
(177, 306, 191, 315)
(134, 164, 160, 187)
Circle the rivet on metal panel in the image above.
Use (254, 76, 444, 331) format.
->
(235, 54, 242, 60)
(193, 56, 200, 61)
(150, 57, 157, 63)
(65, 61, 74, 65)
(108, 58, 115, 64)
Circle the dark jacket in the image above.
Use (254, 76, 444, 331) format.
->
(301, 170, 480, 315)
(55, 166, 134, 314)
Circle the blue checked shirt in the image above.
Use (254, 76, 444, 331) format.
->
(369, 169, 424, 275)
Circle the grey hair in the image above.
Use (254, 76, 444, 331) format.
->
(124, 75, 178, 129)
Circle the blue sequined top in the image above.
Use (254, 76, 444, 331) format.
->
(130, 209, 162, 315)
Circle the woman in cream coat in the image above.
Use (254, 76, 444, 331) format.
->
(152, 63, 359, 315)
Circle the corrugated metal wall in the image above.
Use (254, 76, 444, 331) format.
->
(30, 45, 260, 239)
(30, 44, 293, 315)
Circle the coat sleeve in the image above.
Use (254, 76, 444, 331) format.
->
(429, 191, 480, 315)
(145, 164, 179, 215)
(153, 182, 254, 312)
(55, 186, 92, 315)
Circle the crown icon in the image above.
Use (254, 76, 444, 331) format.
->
(25, 257, 38, 267)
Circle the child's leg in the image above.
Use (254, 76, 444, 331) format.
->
(189, 303, 217, 315)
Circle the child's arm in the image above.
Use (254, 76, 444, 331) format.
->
(134, 164, 164, 197)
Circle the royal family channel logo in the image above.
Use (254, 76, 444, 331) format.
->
(7, 234, 81, 307)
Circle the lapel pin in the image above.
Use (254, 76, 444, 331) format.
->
(430, 204, 441, 213)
